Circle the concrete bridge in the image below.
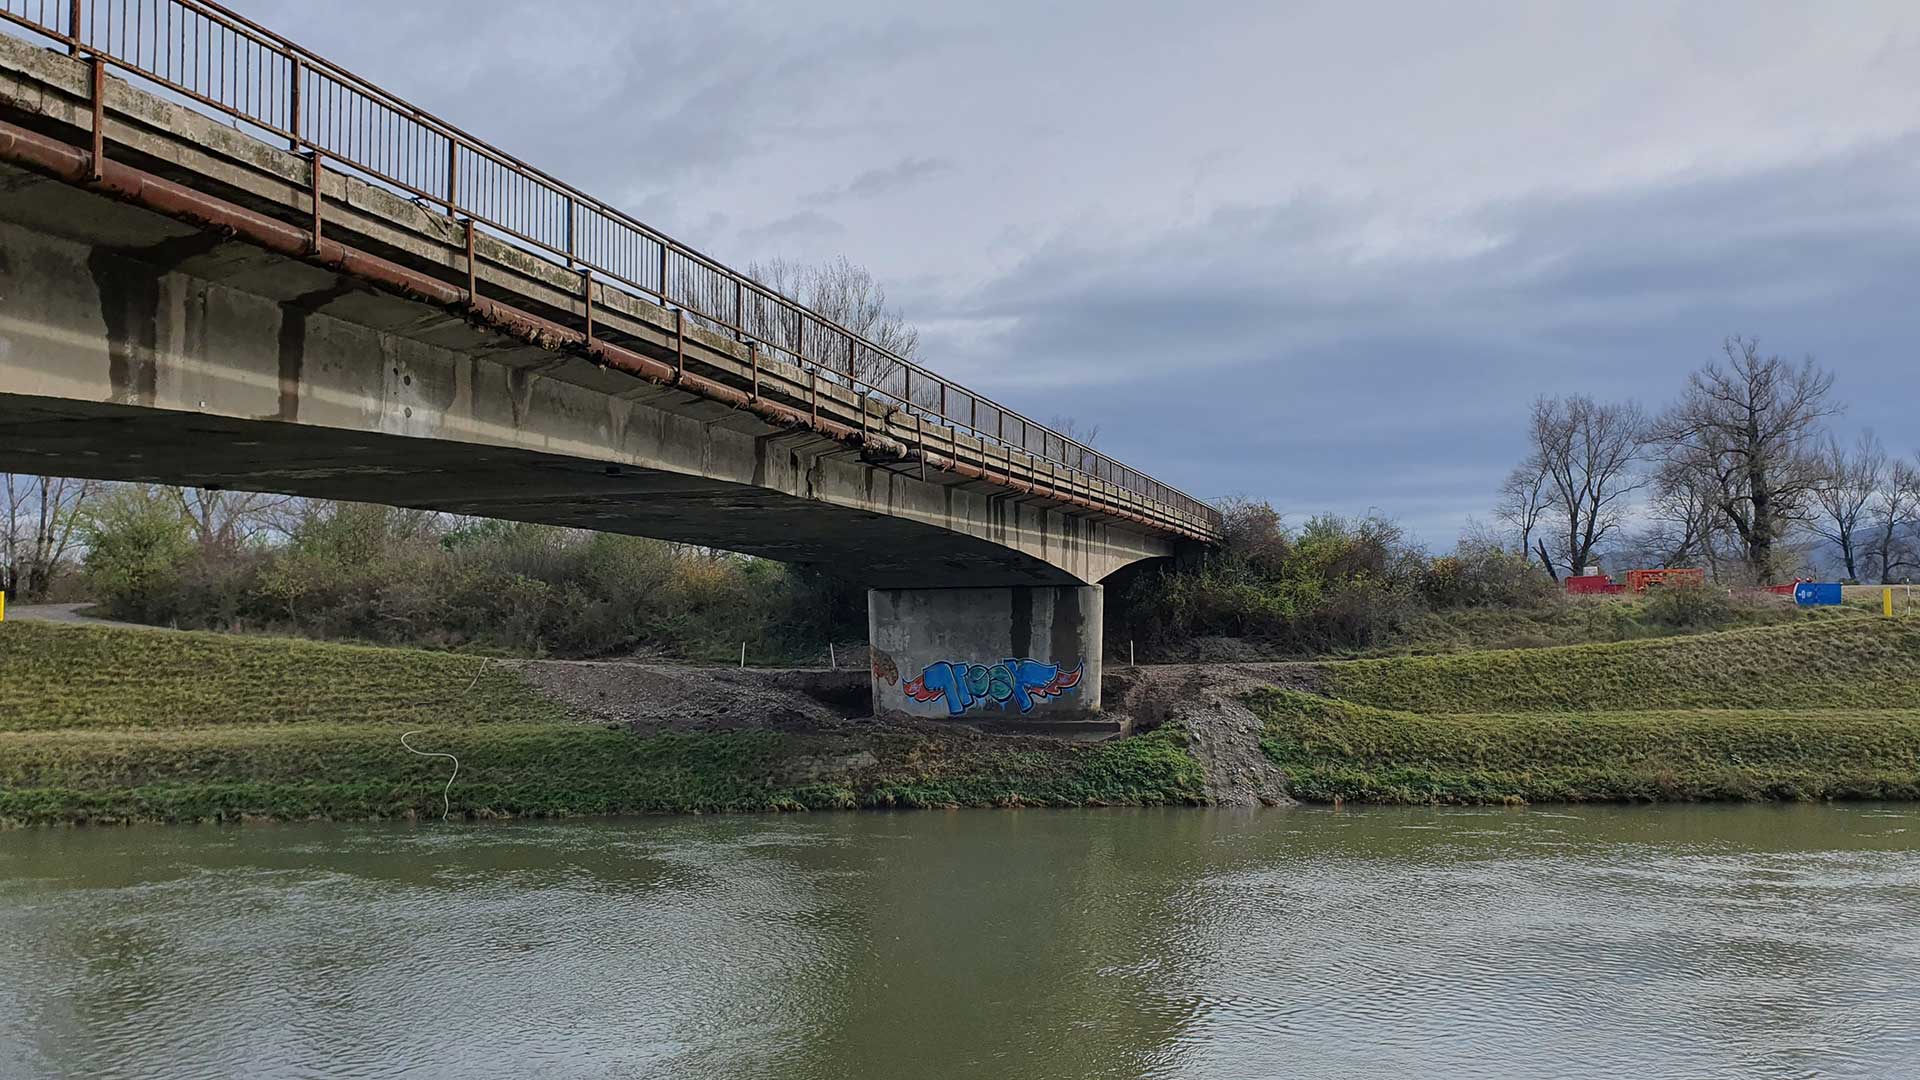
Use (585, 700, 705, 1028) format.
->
(0, 3, 1219, 726)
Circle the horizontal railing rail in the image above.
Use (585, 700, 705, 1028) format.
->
(0, 0, 1220, 531)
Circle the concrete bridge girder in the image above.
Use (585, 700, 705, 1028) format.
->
(0, 210, 1174, 587)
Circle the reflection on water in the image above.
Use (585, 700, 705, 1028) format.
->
(2, 804, 1917, 1079)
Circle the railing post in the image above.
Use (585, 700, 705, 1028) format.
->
(68, 0, 81, 55)
(658, 243, 669, 303)
(444, 138, 458, 216)
(288, 58, 303, 150)
(733, 279, 744, 342)
(88, 54, 104, 183)
(464, 218, 477, 305)
(674, 308, 686, 383)
(307, 151, 324, 251)
(580, 268, 593, 347)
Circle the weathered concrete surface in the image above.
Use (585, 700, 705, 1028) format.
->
(867, 586, 1103, 723)
(0, 31, 1205, 587)
(0, 213, 1168, 585)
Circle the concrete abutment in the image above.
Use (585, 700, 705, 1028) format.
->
(867, 585, 1107, 733)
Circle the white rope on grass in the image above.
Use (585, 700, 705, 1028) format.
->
(396, 658, 487, 823)
(401, 730, 460, 823)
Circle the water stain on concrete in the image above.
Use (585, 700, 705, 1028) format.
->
(86, 233, 223, 406)
(274, 280, 360, 422)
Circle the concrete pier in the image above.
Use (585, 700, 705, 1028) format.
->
(867, 586, 1104, 726)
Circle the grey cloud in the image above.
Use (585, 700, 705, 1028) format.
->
(738, 210, 847, 246)
(923, 136, 1920, 543)
(806, 156, 957, 204)
(244, 0, 945, 195)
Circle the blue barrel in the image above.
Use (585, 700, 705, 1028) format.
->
(1794, 582, 1844, 606)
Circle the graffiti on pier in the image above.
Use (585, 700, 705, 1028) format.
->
(902, 658, 1084, 716)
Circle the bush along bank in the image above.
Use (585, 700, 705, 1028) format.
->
(0, 621, 1206, 825)
(1255, 619, 1920, 804)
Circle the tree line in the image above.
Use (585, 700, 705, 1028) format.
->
(1496, 336, 1916, 585)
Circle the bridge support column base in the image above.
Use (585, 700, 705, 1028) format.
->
(867, 585, 1104, 731)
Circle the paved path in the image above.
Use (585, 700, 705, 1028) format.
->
(2, 602, 152, 628)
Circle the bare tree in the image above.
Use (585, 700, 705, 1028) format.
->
(1047, 415, 1102, 450)
(745, 256, 921, 387)
(1652, 336, 1840, 578)
(1521, 395, 1648, 577)
(172, 487, 292, 551)
(1809, 430, 1885, 581)
(2, 474, 96, 601)
(1864, 457, 1920, 584)
(1639, 459, 1733, 573)
(1495, 459, 1555, 577)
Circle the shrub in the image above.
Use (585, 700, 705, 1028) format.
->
(1421, 541, 1559, 609)
(1643, 581, 1734, 629)
(87, 498, 867, 662)
(1111, 504, 1430, 658)
(82, 488, 195, 621)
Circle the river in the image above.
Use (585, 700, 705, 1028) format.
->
(1, 805, 1916, 1079)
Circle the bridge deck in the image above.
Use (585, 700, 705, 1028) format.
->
(0, 1, 1219, 542)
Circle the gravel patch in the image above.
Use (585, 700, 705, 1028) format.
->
(1105, 661, 1328, 807)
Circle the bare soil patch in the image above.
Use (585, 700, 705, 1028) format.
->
(519, 655, 1321, 806)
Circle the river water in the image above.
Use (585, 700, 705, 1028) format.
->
(1, 805, 1917, 1079)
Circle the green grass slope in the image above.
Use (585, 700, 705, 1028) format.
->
(0, 623, 1204, 824)
(1326, 619, 1920, 714)
(1259, 619, 1920, 804)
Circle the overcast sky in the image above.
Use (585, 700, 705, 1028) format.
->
(253, 0, 1920, 544)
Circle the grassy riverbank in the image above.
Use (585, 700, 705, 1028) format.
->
(1258, 620, 1920, 803)
(8, 617, 1915, 822)
(0, 622, 1205, 825)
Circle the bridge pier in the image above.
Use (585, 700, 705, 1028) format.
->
(867, 585, 1105, 729)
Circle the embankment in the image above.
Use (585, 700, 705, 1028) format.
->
(5, 617, 1916, 823)
(1255, 619, 1920, 803)
(0, 621, 1205, 824)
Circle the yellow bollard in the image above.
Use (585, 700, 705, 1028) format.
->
(0, 589, 6, 622)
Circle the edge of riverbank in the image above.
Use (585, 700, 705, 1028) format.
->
(0, 621, 1211, 825)
(1256, 619, 1920, 804)
(3, 617, 1917, 824)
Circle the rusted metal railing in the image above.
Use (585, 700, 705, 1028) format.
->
(0, 0, 1220, 532)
